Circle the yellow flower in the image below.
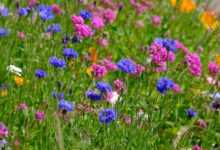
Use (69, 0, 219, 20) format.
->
(0, 89, 8, 97)
(14, 76, 24, 86)
(180, 0, 196, 13)
(215, 55, 220, 66)
(86, 67, 92, 77)
(170, 0, 176, 7)
(200, 11, 219, 30)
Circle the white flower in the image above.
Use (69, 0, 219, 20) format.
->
(7, 65, 22, 76)
(106, 91, 119, 105)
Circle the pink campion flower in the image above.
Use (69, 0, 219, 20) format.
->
(155, 63, 167, 72)
(192, 145, 202, 150)
(0, 123, 8, 138)
(75, 24, 93, 38)
(208, 61, 219, 76)
(168, 51, 175, 62)
(103, 9, 117, 23)
(172, 83, 182, 93)
(114, 79, 124, 92)
(133, 64, 145, 76)
(52, 4, 62, 15)
(92, 16, 105, 29)
(35, 111, 45, 121)
(101, 59, 117, 71)
(186, 53, 202, 77)
(71, 15, 84, 25)
(91, 64, 108, 79)
(98, 38, 109, 48)
(151, 15, 161, 26)
(28, 0, 37, 7)
(17, 32, 25, 40)
(17, 102, 28, 110)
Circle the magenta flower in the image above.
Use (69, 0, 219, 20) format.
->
(172, 83, 182, 93)
(92, 16, 105, 29)
(101, 59, 117, 71)
(17, 102, 28, 110)
(192, 145, 202, 150)
(168, 51, 175, 62)
(52, 4, 62, 15)
(98, 38, 109, 48)
(151, 15, 161, 26)
(103, 9, 117, 23)
(114, 79, 124, 92)
(35, 111, 45, 121)
(71, 15, 84, 25)
(133, 64, 145, 76)
(0, 123, 8, 138)
(186, 53, 202, 77)
(92, 64, 108, 79)
(75, 24, 92, 38)
(208, 61, 219, 76)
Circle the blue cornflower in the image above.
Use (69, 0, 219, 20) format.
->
(156, 77, 174, 94)
(35, 69, 47, 78)
(49, 56, 66, 68)
(96, 82, 112, 93)
(186, 108, 197, 118)
(37, 4, 54, 21)
(63, 48, 78, 59)
(0, 28, 8, 37)
(58, 100, 74, 112)
(46, 23, 61, 33)
(0, 7, 9, 17)
(98, 108, 117, 124)
(80, 10, 92, 20)
(86, 90, 102, 101)
(52, 91, 65, 100)
(18, 7, 29, 16)
(117, 58, 136, 74)
(155, 38, 177, 52)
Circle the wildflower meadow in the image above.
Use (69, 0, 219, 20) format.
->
(1, 0, 220, 149)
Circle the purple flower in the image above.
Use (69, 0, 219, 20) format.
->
(0, 123, 8, 138)
(63, 48, 78, 59)
(80, 10, 92, 20)
(117, 58, 136, 74)
(86, 90, 102, 101)
(156, 77, 174, 94)
(96, 81, 112, 93)
(98, 108, 117, 124)
(18, 7, 29, 16)
(35, 69, 47, 78)
(186, 108, 197, 118)
(0, 7, 9, 17)
(52, 91, 65, 100)
(49, 56, 66, 68)
(35, 111, 45, 121)
(0, 28, 8, 37)
(58, 100, 74, 112)
(46, 24, 61, 33)
(155, 38, 177, 52)
(37, 4, 54, 21)
(91, 64, 107, 79)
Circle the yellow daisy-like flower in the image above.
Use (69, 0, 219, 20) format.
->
(86, 66, 92, 77)
(170, 0, 176, 7)
(180, 0, 196, 13)
(215, 54, 220, 66)
(200, 11, 219, 30)
(0, 89, 8, 97)
(14, 76, 24, 86)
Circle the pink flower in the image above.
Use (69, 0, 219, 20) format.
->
(122, 115, 132, 125)
(28, 0, 37, 7)
(195, 119, 207, 128)
(192, 145, 202, 150)
(92, 16, 105, 29)
(35, 111, 45, 121)
(149, 43, 168, 65)
(172, 83, 182, 93)
(75, 24, 93, 38)
(103, 9, 117, 23)
(133, 64, 145, 76)
(176, 41, 190, 54)
(0, 123, 8, 138)
(135, 20, 145, 28)
(208, 61, 219, 76)
(186, 53, 202, 77)
(17, 32, 25, 40)
(114, 79, 124, 92)
(206, 76, 216, 85)
(151, 15, 161, 26)
(52, 4, 62, 15)
(168, 51, 175, 62)
(106, 91, 119, 105)
(101, 59, 117, 71)
(71, 15, 84, 25)
(17, 102, 28, 110)
(155, 63, 167, 72)
(98, 38, 109, 48)
(91, 64, 108, 79)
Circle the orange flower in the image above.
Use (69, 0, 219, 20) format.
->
(89, 47, 97, 64)
(14, 76, 24, 86)
(170, 0, 176, 7)
(180, 0, 196, 13)
(215, 55, 220, 66)
(200, 11, 219, 30)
